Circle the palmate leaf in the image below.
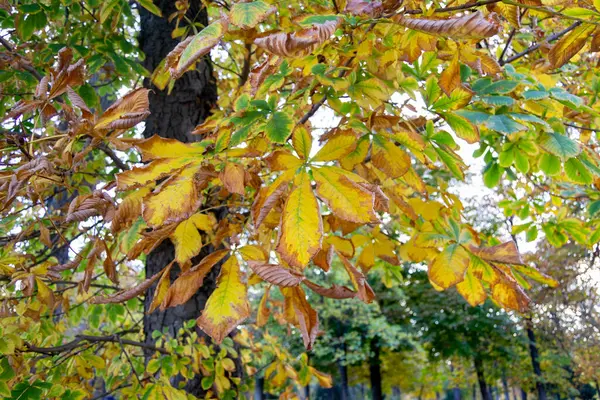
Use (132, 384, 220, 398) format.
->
(172, 19, 228, 78)
(539, 132, 581, 159)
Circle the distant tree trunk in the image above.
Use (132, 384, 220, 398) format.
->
(369, 337, 384, 400)
(473, 384, 477, 400)
(521, 388, 528, 400)
(393, 386, 402, 400)
(525, 317, 547, 400)
(474, 355, 492, 400)
(138, 1, 219, 397)
(339, 359, 350, 400)
(254, 376, 265, 400)
(595, 380, 600, 400)
(454, 387, 462, 400)
(502, 371, 510, 400)
(512, 386, 518, 400)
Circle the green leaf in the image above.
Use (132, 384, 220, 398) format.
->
(539, 132, 580, 159)
(137, 0, 162, 16)
(480, 96, 515, 106)
(539, 153, 561, 175)
(265, 111, 293, 143)
(456, 110, 490, 124)
(588, 200, 600, 217)
(564, 158, 593, 184)
(485, 115, 525, 134)
(478, 80, 519, 95)
(522, 90, 548, 100)
(514, 151, 529, 173)
(230, 1, 275, 29)
(549, 88, 583, 108)
(483, 163, 502, 187)
(440, 112, 479, 144)
(526, 225, 538, 242)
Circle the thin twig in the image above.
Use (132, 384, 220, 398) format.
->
(500, 21, 582, 65)
(499, 28, 516, 64)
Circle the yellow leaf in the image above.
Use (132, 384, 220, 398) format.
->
(310, 367, 333, 388)
(276, 171, 322, 268)
(95, 88, 150, 131)
(428, 244, 470, 289)
(143, 165, 203, 228)
(549, 23, 596, 69)
(252, 168, 295, 229)
(133, 135, 207, 161)
(340, 135, 369, 170)
(491, 281, 530, 312)
(116, 158, 190, 190)
(292, 126, 312, 159)
(312, 132, 357, 162)
(197, 256, 250, 343)
(371, 135, 411, 178)
(439, 53, 461, 96)
(170, 213, 216, 265)
(149, 263, 173, 313)
(312, 166, 377, 224)
(266, 150, 303, 171)
(456, 266, 486, 306)
(35, 277, 55, 309)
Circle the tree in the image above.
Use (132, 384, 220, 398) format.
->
(2, 0, 600, 398)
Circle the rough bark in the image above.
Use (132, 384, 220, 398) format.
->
(138, 0, 218, 396)
(369, 337, 384, 400)
(525, 317, 547, 400)
(474, 354, 493, 400)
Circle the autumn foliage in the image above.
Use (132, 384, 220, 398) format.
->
(2, 0, 600, 397)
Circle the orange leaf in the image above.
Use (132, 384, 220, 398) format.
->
(247, 261, 305, 287)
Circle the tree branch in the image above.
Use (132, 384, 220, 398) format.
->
(23, 331, 170, 356)
(500, 21, 582, 65)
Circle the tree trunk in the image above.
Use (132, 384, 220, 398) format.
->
(472, 384, 477, 400)
(595, 380, 600, 400)
(254, 376, 265, 400)
(525, 317, 547, 400)
(339, 358, 350, 400)
(502, 370, 510, 400)
(454, 387, 462, 400)
(370, 337, 384, 400)
(520, 388, 527, 400)
(392, 386, 401, 400)
(474, 355, 492, 400)
(138, 0, 218, 396)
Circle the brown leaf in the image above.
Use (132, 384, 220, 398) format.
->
(149, 263, 173, 313)
(303, 280, 357, 299)
(254, 19, 341, 57)
(394, 11, 502, 40)
(252, 169, 294, 229)
(469, 241, 523, 265)
(282, 286, 319, 350)
(39, 222, 52, 248)
(247, 56, 283, 95)
(247, 261, 305, 287)
(94, 88, 150, 131)
(345, 0, 383, 17)
(161, 250, 228, 309)
(90, 267, 163, 304)
(337, 251, 375, 303)
(220, 163, 246, 195)
(256, 285, 271, 327)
